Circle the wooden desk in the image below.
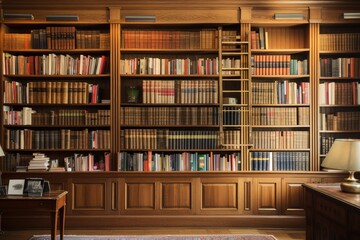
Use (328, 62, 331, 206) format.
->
(303, 183, 360, 240)
(0, 190, 67, 240)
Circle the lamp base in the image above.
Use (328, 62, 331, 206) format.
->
(340, 180, 360, 193)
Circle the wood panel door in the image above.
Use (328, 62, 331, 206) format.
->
(281, 178, 309, 215)
(253, 178, 281, 215)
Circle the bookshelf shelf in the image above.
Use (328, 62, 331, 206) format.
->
(4, 125, 110, 128)
(3, 49, 110, 53)
(4, 74, 111, 78)
(6, 149, 111, 152)
(251, 49, 310, 54)
(252, 75, 310, 78)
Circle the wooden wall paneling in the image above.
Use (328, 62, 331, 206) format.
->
(125, 182, 155, 210)
(69, 177, 119, 215)
(1, 9, 109, 23)
(119, 9, 239, 23)
(239, 178, 254, 214)
(253, 178, 281, 215)
(199, 177, 240, 214)
(281, 178, 309, 215)
(159, 178, 196, 214)
(250, 7, 309, 25)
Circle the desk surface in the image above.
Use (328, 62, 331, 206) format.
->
(1, 190, 67, 200)
(303, 183, 360, 210)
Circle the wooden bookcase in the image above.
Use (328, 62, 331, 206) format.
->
(250, 23, 311, 171)
(0, 1, 358, 230)
(1, 21, 112, 172)
(317, 23, 360, 168)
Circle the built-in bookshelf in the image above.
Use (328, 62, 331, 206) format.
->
(118, 24, 247, 172)
(250, 24, 311, 171)
(1, 22, 111, 172)
(318, 24, 360, 167)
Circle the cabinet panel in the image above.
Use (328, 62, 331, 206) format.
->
(282, 178, 308, 215)
(161, 183, 191, 209)
(201, 183, 237, 209)
(126, 183, 155, 209)
(254, 178, 281, 215)
(72, 182, 106, 210)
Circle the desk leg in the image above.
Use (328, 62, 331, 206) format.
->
(50, 210, 58, 240)
(59, 206, 65, 240)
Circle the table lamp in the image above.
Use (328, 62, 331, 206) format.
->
(321, 139, 360, 193)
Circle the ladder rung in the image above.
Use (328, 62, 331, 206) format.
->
(223, 90, 250, 93)
(222, 78, 250, 81)
(222, 52, 248, 55)
(222, 41, 248, 44)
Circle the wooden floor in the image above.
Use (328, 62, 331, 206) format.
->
(1, 227, 305, 240)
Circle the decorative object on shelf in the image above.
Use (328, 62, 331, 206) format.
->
(23, 178, 45, 196)
(46, 14, 79, 21)
(7, 179, 25, 195)
(321, 139, 360, 193)
(0, 186, 7, 196)
(127, 86, 140, 103)
(3, 13, 34, 20)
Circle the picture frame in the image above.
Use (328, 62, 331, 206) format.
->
(43, 180, 51, 193)
(7, 179, 25, 195)
(23, 178, 44, 196)
(0, 185, 7, 196)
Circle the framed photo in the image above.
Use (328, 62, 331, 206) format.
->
(0, 186, 7, 196)
(7, 179, 25, 195)
(23, 178, 44, 196)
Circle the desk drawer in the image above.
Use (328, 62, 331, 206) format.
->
(314, 194, 347, 225)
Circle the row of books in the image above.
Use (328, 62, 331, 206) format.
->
(3, 29, 110, 50)
(120, 57, 219, 75)
(5, 129, 111, 150)
(320, 136, 336, 155)
(319, 82, 360, 105)
(320, 57, 360, 77)
(250, 151, 309, 171)
(4, 107, 110, 126)
(251, 107, 310, 126)
(251, 131, 310, 149)
(118, 151, 241, 172)
(251, 55, 308, 75)
(141, 80, 218, 104)
(64, 152, 111, 172)
(3, 53, 109, 75)
(251, 28, 269, 50)
(120, 107, 219, 126)
(222, 58, 248, 75)
(4, 81, 101, 104)
(252, 81, 310, 104)
(319, 33, 360, 52)
(120, 129, 221, 150)
(223, 107, 241, 126)
(121, 29, 219, 49)
(222, 130, 241, 149)
(319, 111, 360, 130)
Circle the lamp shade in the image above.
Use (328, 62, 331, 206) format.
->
(0, 144, 4, 157)
(321, 139, 360, 171)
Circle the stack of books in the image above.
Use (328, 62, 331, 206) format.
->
(27, 153, 50, 171)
